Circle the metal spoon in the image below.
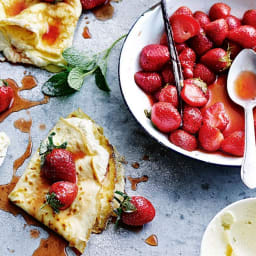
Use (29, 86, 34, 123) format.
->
(227, 49, 256, 189)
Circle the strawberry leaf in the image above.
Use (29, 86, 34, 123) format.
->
(45, 192, 64, 213)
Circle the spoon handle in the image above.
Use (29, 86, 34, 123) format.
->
(241, 106, 256, 189)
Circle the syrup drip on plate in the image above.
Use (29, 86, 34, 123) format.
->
(127, 175, 148, 191)
(93, 2, 114, 21)
(83, 26, 91, 39)
(0, 77, 49, 123)
(39, 124, 46, 131)
(145, 234, 158, 246)
(13, 113, 32, 173)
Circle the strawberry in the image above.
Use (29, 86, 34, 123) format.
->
(189, 28, 213, 56)
(171, 6, 193, 19)
(209, 3, 231, 20)
(159, 33, 187, 53)
(181, 79, 208, 107)
(221, 131, 245, 156)
(160, 32, 168, 46)
(40, 133, 77, 183)
(161, 64, 175, 84)
(80, 0, 106, 10)
(169, 129, 197, 151)
(139, 44, 170, 71)
(179, 48, 196, 79)
(45, 181, 78, 213)
(153, 89, 161, 102)
(203, 103, 229, 131)
(159, 85, 178, 107)
(193, 11, 210, 29)
(200, 48, 231, 73)
(151, 102, 181, 133)
(199, 124, 224, 152)
(183, 106, 202, 134)
(193, 64, 216, 85)
(205, 19, 228, 46)
(225, 15, 241, 31)
(134, 71, 162, 93)
(225, 41, 242, 60)
(227, 25, 256, 48)
(242, 9, 256, 29)
(171, 14, 200, 43)
(114, 191, 155, 226)
(0, 80, 14, 113)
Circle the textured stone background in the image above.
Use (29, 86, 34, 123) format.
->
(0, 0, 254, 255)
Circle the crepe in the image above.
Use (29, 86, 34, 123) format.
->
(0, 0, 82, 70)
(8, 109, 125, 253)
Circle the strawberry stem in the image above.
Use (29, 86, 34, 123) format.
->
(44, 192, 64, 213)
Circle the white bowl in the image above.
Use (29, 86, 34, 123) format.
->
(119, 0, 256, 166)
(201, 198, 256, 256)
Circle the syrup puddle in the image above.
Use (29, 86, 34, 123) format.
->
(127, 175, 148, 191)
(83, 26, 91, 39)
(145, 234, 158, 246)
(13, 113, 32, 174)
(0, 76, 49, 122)
(93, 2, 114, 21)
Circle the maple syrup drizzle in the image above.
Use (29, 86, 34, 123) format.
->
(145, 234, 158, 246)
(82, 26, 91, 39)
(13, 115, 32, 173)
(0, 78, 49, 123)
(21, 75, 37, 91)
(30, 229, 40, 239)
(39, 124, 46, 131)
(93, 2, 114, 21)
(42, 22, 61, 46)
(6, 0, 27, 16)
(127, 175, 148, 191)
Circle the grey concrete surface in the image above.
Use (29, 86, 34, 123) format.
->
(0, 1, 254, 256)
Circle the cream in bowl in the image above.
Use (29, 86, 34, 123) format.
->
(201, 198, 256, 256)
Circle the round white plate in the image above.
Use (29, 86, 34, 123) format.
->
(119, 0, 256, 166)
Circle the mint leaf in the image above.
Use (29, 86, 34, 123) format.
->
(63, 48, 97, 70)
(95, 65, 110, 92)
(42, 71, 75, 96)
(68, 67, 86, 91)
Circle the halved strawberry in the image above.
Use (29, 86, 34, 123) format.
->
(183, 106, 203, 134)
(189, 28, 213, 56)
(139, 44, 170, 71)
(169, 129, 197, 151)
(242, 9, 256, 29)
(171, 14, 200, 43)
(220, 130, 245, 156)
(159, 85, 178, 107)
(181, 79, 208, 107)
(226, 15, 241, 31)
(161, 64, 175, 84)
(209, 3, 231, 20)
(171, 6, 193, 19)
(151, 102, 181, 133)
(199, 124, 224, 152)
(227, 25, 256, 48)
(203, 102, 229, 131)
(193, 11, 210, 29)
(134, 71, 162, 94)
(194, 64, 216, 85)
(200, 48, 231, 73)
(205, 19, 228, 46)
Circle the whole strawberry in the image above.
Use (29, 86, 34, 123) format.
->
(80, 0, 106, 10)
(193, 11, 210, 29)
(139, 44, 170, 71)
(183, 106, 203, 134)
(114, 191, 155, 226)
(225, 15, 241, 31)
(45, 181, 78, 213)
(209, 3, 231, 20)
(193, 63, 216, 85)
(227, 25, 256, 49)
(161, 64, 175, 84)
(242, 9, 256, 29)
(159, 85, 178, 107)
(171, 6, 193, 19)
(179, 48, 196, 79)
(151, 102, 181, 133)
(0, 80, 14, 113)
(40, 133, 77, 183)
(201, 48, 231, 73)
(134, 71, 162, 93)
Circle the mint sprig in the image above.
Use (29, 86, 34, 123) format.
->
(42, 34, 126, 97)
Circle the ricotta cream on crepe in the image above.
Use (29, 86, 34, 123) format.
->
(8, 109, 125, 253)
(0, 0, 81, 70)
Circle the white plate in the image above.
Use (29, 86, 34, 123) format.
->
(200, 198, 256, 256)
(119, 0, 256, 166)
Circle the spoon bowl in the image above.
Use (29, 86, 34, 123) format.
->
(227, 49, 256, 189)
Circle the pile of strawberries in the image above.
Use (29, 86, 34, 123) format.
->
(134, 3, 256, 156)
